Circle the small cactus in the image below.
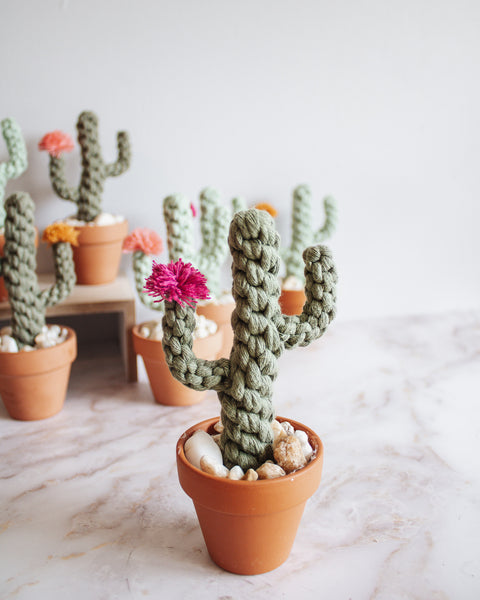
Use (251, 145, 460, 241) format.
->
(163, 188, 230, 298)
(0, 192, 77, 347)
(146, 208, 337, 470)
(0, 118, 28, 227)
(39, 111, 131, 222)
(282, 184, 337, 283)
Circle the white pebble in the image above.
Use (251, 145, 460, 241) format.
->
(256, 462, 286, 480)
(271, 420, 287, 447)
(184, 430, 224, 470)
(213, 419, 224, 433)
(295, 430, 313, 460)
(228, 465, 244, 480)
(200, 455, 229, 478)
(282, 275, 304, 291)
(149, 322, 163, 341)
(281, 421, 295, 436)
(0, 335, 18, 353)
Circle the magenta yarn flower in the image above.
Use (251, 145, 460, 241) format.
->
(190, 203, 197, 217)
(144, 258, 210, 307)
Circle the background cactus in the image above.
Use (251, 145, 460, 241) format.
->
(0, 192, 77, 348)
(150, 208, 337, 470)
(0, 118, 28, 227)
(163, 188, 230, 298)
(282, 184, 337, 282)
(39, 111, 131, 222)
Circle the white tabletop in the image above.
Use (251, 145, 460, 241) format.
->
(1, 310, 479, 599)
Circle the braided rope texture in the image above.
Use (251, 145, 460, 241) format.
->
(133, 250, 163, 311)
(163, 189, 230, 297)
(48, 111, 131, 222)
(162, 208, 337, 470)
(0, 192, 76, 347)
(0, 118, 28, 226)
(283, 184, 338, 281)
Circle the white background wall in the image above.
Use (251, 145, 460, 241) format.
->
(1, 0, 479, 323)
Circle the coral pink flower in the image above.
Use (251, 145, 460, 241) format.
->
(190, 203, 197, 217)
(122, 228, 163, 255)
(38, 130, 75, 157)
(144, 258, 210, 307)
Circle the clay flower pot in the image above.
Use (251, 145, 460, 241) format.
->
(176, 416, 324, 575)
(196, 301, 234, 359)
(279, 288, 306, 316)
(0, 230, 38, 301)
(132, 325, 223, 406)
(0, 327, 77, 420)
(72, 219, 128, 285)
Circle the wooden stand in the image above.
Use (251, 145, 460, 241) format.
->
(0, 274, 138, 382)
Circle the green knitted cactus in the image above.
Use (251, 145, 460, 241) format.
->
(0, 118, 28, 227)
(40, 111, 131, 222)
(282, 184, 337, 282)
(155, 208, 337, 470)
(163, 188, 230, 297)
(0, 192, 77, 348)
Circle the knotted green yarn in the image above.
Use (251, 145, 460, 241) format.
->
(48, 111, 131, 222)
(0, 118, 28, 227)
(0, 192, 76, 347)
(133, 250, 164, 311)
(161, 208, 337, 470)
(163, 188, 230, 298)
(282, 184, 338, 282)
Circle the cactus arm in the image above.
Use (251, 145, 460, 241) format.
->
(132, 250, 163, 311)
(197, 204, 230, 297)
(231, 196, 247, 213)
(48, 156, 81, 204)
(278, 245, 337, 349)
(313, 196, 338, 243)
(163, 193, 196, 261)
(38, 242, 76, 308)
(104, 131, 131, 177)
(199, 187, 221, 257)
(162, 300, 230, 391)
(0, 118, 28, 201)
(283, 184, 313, 281)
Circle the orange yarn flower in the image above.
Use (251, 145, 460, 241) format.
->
(255, 203, 278, 218)
(38, 130, 75, 158)
(123, 228, 163, 256)
(42, 223, 79, 246)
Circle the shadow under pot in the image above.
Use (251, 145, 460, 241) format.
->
(72, 219, 128, 285)
(132, 325, 223, 406)
(279, 288, 306, 316)
(196, 301, 235, 359)
(176, 416, 324, 575)
(0, 327, 77, 420)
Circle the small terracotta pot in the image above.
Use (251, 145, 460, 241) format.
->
(0, 327, 77, 420)
(176, 416, 324, 575)
(0, 230, 39, 302)
(279, 288, 306, 315)
(132, 325, 223, 406)
(72, 219, 128, 285)
(196, 302, 234, 359)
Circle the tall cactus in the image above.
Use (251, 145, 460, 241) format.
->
(282, 184, 337, 282)
(163, 188, 230, 297)
(0, 192, 77, 348)
(0, 118, 28, 227)
(39, 111, 131, 222)
(146, 208, 337, 470)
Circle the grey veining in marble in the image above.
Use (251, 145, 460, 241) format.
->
(0, 311, 479, 599)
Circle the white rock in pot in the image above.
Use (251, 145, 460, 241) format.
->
(184, 430, 224, 470)
(0, 334, 18, 353)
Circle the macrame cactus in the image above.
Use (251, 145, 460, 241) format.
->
(122, 228, 164, 311)
(0, 118, 28, 227)
(282, 184, 337, 282)
(0, 192, 77, 348)
(147, 208, 337, 470)
(39, 111, 131, 222)
(163, 188, 230, 297)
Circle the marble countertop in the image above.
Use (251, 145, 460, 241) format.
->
(1, 311, 479, 599)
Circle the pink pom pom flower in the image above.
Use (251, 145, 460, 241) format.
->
(38, 130, 75, 158)
(144, 258, 211, 308)
(123, 228, 163, 255)
(190, 203, 197, 217)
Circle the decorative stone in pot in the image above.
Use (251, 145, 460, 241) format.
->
(0, 192, 78, 420)
(39, 111, 131, 285)
(145, 207, 338, 574)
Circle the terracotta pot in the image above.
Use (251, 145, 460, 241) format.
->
(132, 325, 223, 406)
(0, 327, 77, 420)
(176, 416, 324, 575)
(196, 302, 234, 359)
(279, 288, 306, 315)
(0, 230, 39, 302)
(72, 219, 128, 285)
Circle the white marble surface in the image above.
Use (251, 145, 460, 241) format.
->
(0, 311, 479, 599)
